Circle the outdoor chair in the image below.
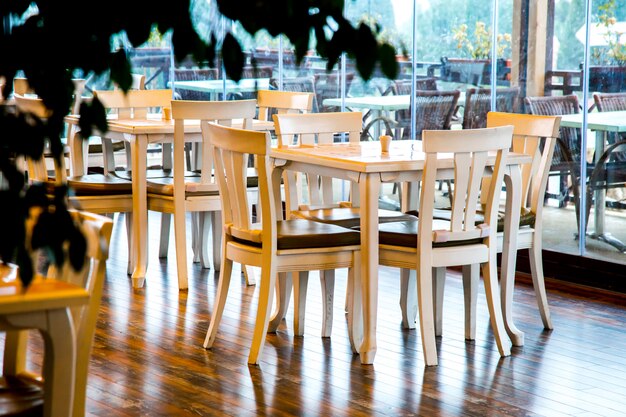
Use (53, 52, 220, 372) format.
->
(461, 87, 521, 129)
(173, 68, 219, 101)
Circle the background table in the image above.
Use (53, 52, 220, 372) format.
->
(171, 78, 271, 100)
(560, 110, 626, 252)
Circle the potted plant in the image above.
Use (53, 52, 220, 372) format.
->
(586, 0, 626, 92)
(443, 21, 512, 85)
(0, 1, 399, 288)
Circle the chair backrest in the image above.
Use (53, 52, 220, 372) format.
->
(462, 87, 521, 129)
(14, 94, 68, 184)
(208, 123, 275, 245)
(272, 76, 318, 108)
(412, 90, 461, 138)
(131, 73, 146, 90)
(241, 65, 274, 79)
(13, 77, 33, 96)
(487, 112, 561, 220)
(171, 99, 257, 193)
(273, 111, 362, 212)
(418, 126, 513, 248)
(256, 89, 315, 121)
(314, 72, 355, 111)
(593, 92, 626, 112)
(524, 94, 582, 166)
(173, 68, 218, 100)
(93, 89, 172, 119)
(392, 78, 438, 95)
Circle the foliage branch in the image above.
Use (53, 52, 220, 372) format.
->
(0, 0, 398, 286)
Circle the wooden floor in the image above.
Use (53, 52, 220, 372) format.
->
(9, 212, 626, 416)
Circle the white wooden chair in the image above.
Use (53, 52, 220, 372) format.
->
(271, 111, 414, 332)
(377, 126, 514, 366)
(443, 113, 560, 344)
(0, 210, 113, 417)
(202, 123, 362, 365)
(146, 100, 258, 289)
(256, 89, 315, 121)
(399, 113, 561, 344)
(14, 93, 134, 274)
(91, 89, 172, 176)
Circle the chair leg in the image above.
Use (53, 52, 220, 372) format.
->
(529, 240, 553, 330)
(399, 268, 417, 329)
(418, 260, 438, 366)
(199, 212, 211, 269)
(173, 210, 189, 290)
(344, 271, 351, 314)
(347, 252, 362, 354)
(247, 259, 278, 365)
(211, 211, 222, 272)
(203, 255, 234, 349)
(191, 212, 201, 264)
(293, 271, 309, 337)
(320, 270, 335, 338)
(2, 330, 28, 377)
(462, 264, 479, 341)
(158, 213, 171, 258)
(481, 258, 511, 358)
(268, 272, 292, 333)
(433, 267, 446, 337)
(125, 212, 134, 276)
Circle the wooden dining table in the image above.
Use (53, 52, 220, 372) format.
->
(0, 264, 89, 417)
(65, 113, 273, 287)
(270, 140, 532, 364)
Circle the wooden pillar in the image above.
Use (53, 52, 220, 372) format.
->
(526, 0, 550, 97)
(511, 0, 529, 98)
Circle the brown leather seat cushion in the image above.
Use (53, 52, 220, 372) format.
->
(294, 207, 415, 228)
(66, 174, 132, 196)
(376, 219, 484, 248)
(405, 206, 536, 233)
(0, 376, 44, 416)
(233, 219, 360, 250)
(112, 169, 200, 180)
(142, 167, 258, 191)
(146, 177, 220, 196)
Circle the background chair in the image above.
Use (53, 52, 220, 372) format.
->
(0, 210, 112, 417)
(271, 111, 414, 332)
(524, 94, 582, 213)
(271, 76, 319, 112)
(146, 99, 257, 289)
(203, 123, 362, 365)
(314, 72, 355, 112)
(173, 68, 219, 101)
(14, 93, 134, 276)
(461, 87, 521, 129)
(394, 90, 461, 139)
(256, 89, 315, 122)
(377, 126, 514, 366)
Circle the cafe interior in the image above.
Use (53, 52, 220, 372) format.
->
(1, 0, 626, 415)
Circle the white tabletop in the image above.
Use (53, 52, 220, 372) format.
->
(559, 110, 626, 132)
(171, 78, 271, 93)
(323, 92, 467, 112)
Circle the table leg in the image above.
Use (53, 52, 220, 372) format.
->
(43, 309, 76, 417)
(586, 131, 626, 252)
(502, 167, 524, 346)
(594, 131, 606, 235)
(358, 173, 380, 364)
(130, 135, 148, 287)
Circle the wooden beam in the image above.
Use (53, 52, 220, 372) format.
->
(526, 0, 549, 96)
